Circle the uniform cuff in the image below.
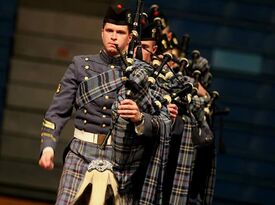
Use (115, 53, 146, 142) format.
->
(135, 118, 145, 135)
(42, 147, 54, 155)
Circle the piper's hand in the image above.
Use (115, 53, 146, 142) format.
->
(167, 103, 178, 121)
(39, 149, 54, 170)
(118, 99, 142, 124)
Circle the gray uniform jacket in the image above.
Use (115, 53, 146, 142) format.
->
(40, 50, 155, 152)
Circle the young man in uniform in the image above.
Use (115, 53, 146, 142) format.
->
(38, 4, 170, 204)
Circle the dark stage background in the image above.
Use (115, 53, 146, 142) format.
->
(0, 0, 274, 204)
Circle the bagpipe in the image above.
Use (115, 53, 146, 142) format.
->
(109, 0, 172, 195)
(146, 44, 195, 116)
(127, 0, 144, 62)
(143, 21, 220, 147)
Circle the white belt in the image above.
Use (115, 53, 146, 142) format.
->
(74, 128, 112, 145)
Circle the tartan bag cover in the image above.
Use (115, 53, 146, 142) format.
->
(167, 115, 195, 205)
(138, 116, 171, 205)
(111, 59, 172, 203)
(139, 75, 194, 205)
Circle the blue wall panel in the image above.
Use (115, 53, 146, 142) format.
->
(0, 0, 17, 17)
(145, 0, 275, 24)
(215, 178, 275, 205)
(0, 0, 17, 124)
(222, 130, 275, 162)
(212, 77, 275, 104)
(0, 21, 14, 37)
(217, 155, 275, 180)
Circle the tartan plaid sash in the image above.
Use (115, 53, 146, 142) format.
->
(76, 69, 123, 108)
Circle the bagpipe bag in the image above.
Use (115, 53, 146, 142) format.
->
(111, 59, 171, 203)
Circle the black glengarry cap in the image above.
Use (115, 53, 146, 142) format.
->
(141, 22, 157, 41)
(103, 3, 131, 25)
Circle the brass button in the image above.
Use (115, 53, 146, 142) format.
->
(102, 106, 107, 110)
(104, 95, 109, 100)
(85, 57, 89, 61)
(84, 76, 89, 80)
(110, 65, 115, 69)
(83, 109, 87, 114)
(84, 65, 90, 70)
(102, 124, 106, 128)
(102, 115, 106, 118)
(83, 120, 87, 124)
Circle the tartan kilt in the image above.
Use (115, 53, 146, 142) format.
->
(138, 118, 171, 205)
(168, 115, 195, 205)
(189, 144, 216, 205)
(203, 149, 216, 205)
(55, 138, 113, 205)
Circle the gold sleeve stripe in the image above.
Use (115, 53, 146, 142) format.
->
(41, 132, 56, 142)
(43, 119, 55, 130)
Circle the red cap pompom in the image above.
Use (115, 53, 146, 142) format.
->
(153, 11, 159, 17)
(117, 4, 123, 9)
